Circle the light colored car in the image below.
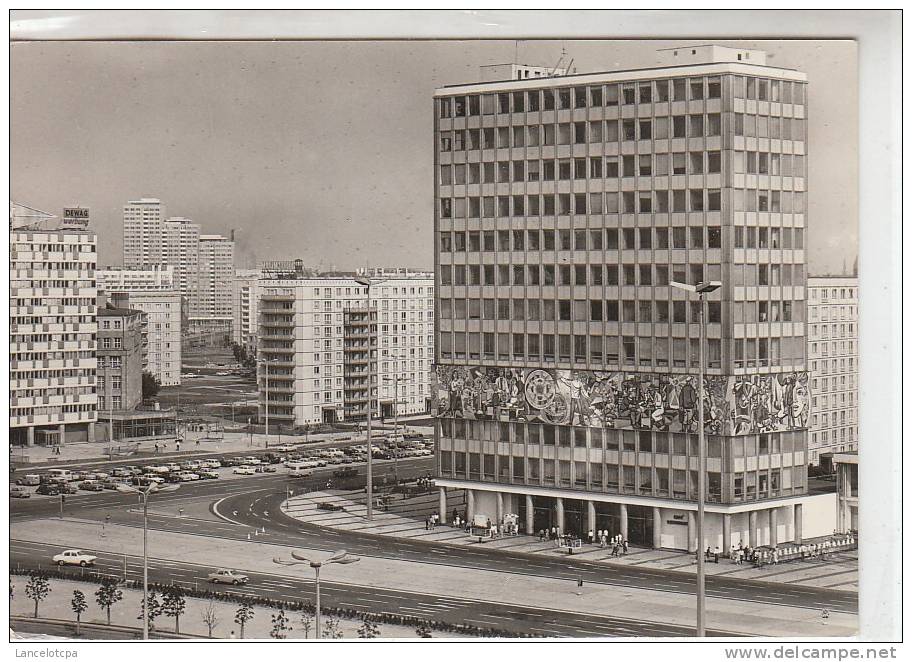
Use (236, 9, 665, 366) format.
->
(53, 549, 97, 567)
(10, 485, 31, 498)
(233, 466, 256, 475)
(201, 459, 222, 469)
(274, 444, 296, 452)
(242, 457, 262, 465)
(207, 569, 249, 585)
(141, 474, 166, 484)
(165, 463, 182, 473)
(178, 472, 200, 482)
(16, 474, 41, 486)
(198, 470, 220, 479)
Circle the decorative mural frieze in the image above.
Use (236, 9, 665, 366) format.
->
(433, 365, 810, 436)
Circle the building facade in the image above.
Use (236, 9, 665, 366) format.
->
(97, 264, 177, 292)
(109, 290, 183, 386)
(833, 451, 858, 533)
(123, 198, 164, 267)
(199, 234, 235, 318)
(10, 205, 98, 446)
(257, 262, 434, 428)
(162, 217, 201, 314)
(97, 306, 145, 415)
(806, 277, 858, 464)
(231, 268, 261, 351)
(432, 46, 827, 551)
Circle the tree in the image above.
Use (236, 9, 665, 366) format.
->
(142, 371, 161, 399)
(415, 623, 433, 638)
(299, 610, 313, 639)
(71, 590, 88, 636)
(270, 608, 292, 639)
(95, 579, 123, 626)
(357, 616, 380, 638)
(201, 600, 219, 638)
(322, 615, 343, 639)
(25, 573, 50, 618)
(138, 590, 162, 632)
(234, 602, 254, 639)
(161, 585, 187, 634)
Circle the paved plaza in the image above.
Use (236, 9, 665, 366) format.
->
(282, 489, 858, 593)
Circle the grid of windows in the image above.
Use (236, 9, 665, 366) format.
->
(436, 73, 807, 372)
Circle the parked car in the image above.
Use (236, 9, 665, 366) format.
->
(165, 463, 182, 473)
(222, 457, 244, 467)
(78, 480, 104, 492)
(201, 459, 222, 469)
(255, 465, 277, 473)
(111, 467, 132, 478)
(233, 466, 256, 475)
(16, 474, 41, 486)
(140, 474, 166, 485)
(88, 472, 110, 481)
(207, 568, 249, 585)
(103, 478, 128, 490)
(274, 444, 296, 452)
(178, 472, 200, 482)
(198, 470, 220, 479)
(36, 483, 62, 496)
(242, 456, 262, 465)
(10, 485, 31, 498)
(53, 549, 97, 567)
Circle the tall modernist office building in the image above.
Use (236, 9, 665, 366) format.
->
(806, 276, 858, 464)
(257, 262, 434, 428)
(432, 46, 828, 551)
(10, 203, 98, 446)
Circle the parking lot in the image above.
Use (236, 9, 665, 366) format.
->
(9, 436, 435, 500)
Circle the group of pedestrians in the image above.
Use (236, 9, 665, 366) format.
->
(425, 511, 442, 530)
(727, 534, 857, 568)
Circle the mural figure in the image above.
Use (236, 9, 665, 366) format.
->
(434, 365, 810, 436)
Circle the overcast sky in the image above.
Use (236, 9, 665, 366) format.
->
(11, 38, 857, 274)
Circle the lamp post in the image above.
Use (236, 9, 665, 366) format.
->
(354, 276, 374, 520)
(383, 350, 404, 484)
(273, 549, 360, 638)
(670, 279, 721, 638)
(116, 482, 179, 640)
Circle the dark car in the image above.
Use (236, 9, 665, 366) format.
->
(332, 467, 358, 479)
(221, 457, 244, 467)
(255, 465, 277, 473)
(36, 483, 62, 496)
(261, 453, 285, 464)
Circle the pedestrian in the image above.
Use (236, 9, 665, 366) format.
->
(154, 443, 159, 454)
(539, 529, 546, 542)
(714, 547, 720, 564)
(176, 440, 181, 452)
(611, 543, 619, 558)
(588, 529, 594, 545)
(452, 508, 458, 523)
(623, 539, 629, 555)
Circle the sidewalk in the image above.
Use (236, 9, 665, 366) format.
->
(282, 490, 859, 593)
(10, 425, 434, 470)
(10, 518, 857, 638)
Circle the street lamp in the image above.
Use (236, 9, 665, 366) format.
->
(115, 482, 180, 640)
(670, 279, 721, 638)
(354, 276, 374, 520)
(273, 549, 360, 638)
(383, 349, 406, 484)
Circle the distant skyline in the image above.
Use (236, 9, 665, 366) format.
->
(11, 38, 857, 274)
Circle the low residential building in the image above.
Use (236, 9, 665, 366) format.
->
(96, 305, 145, 418)
(806, 277, 859, 464)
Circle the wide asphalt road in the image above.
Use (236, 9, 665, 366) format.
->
(10, 457, 856, 627)
(9, 539, 722, 638)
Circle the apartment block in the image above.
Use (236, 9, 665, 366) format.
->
(257, 262, 434, 428)
(123, 198, 164, 267)
(806, 276, 858, 464)
(231, 268, 261, 350)
(97, 264, 177, 292)
(162, 217, 201, 314)
(109, 290, 183, 386)
(432, 46, 830, 551)
(10, 204, 98, 446)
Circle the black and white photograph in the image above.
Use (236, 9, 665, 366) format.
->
(6, 9, 902, 655)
